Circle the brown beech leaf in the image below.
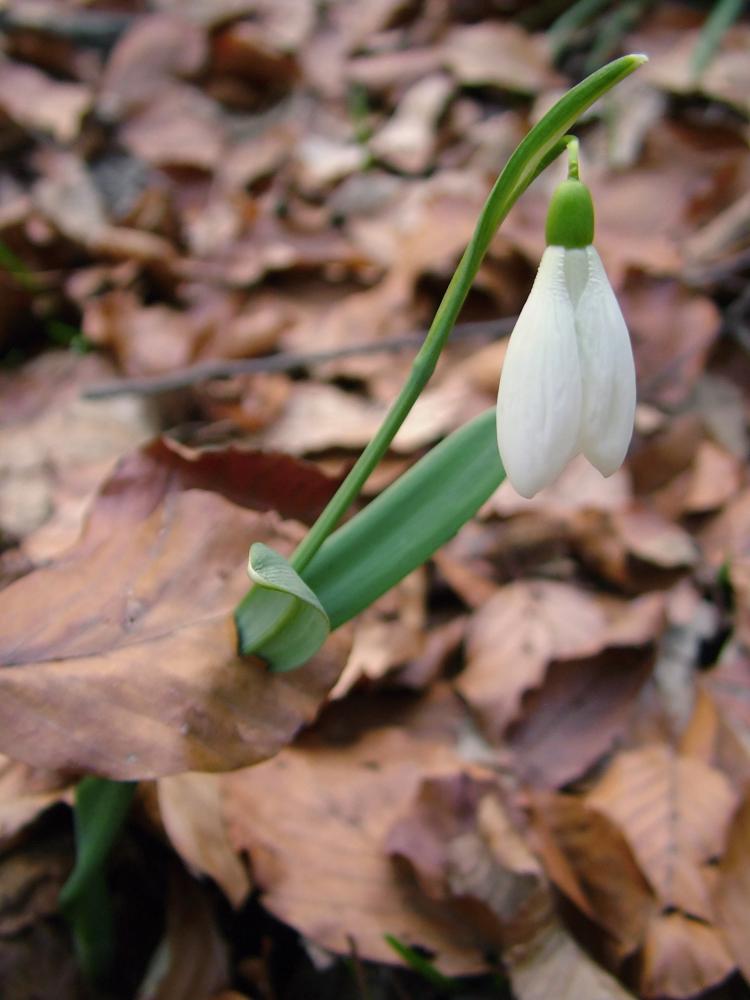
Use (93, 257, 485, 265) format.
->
(510, 921, 638, 1000)
(626, 275, 721, 409)
(442, 23, 560, 94)
(221, 688, 488, 975)
(714, 791, 750, 982)
(140, 863, 230, 1000)
(0, 446, 348, 779)
(700, 486, 750, 568)
(99, 13, 208, 118)
(157, 773, 251, 908)
(0, 351, 157, 551)
(639, 911, 734, 999)
(586, 745, 738, 919)
(458, 582, 663, 742)
(531, 793, 656, 961)
(387, 773, 638, 1000)
(458, 582, 611, 738)
(507, 648, 655, 789)
(705, 641, 750, 729)
(121, 85, 226, 171)
(0, 61, 92, 141)
(0, 756, 72, 849)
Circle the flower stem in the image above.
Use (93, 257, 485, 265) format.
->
(286, 55, 647, 575)
(565, 135, 580, 180)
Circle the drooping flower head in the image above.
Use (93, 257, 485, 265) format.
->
(496, 163, 636, 498)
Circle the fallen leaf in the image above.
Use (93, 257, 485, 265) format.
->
(587, 745, 738, 919)
(700, 487, 750, 568)
(0, 756, 72, 849)
(626, 275, 721, 409)
(0, 61, 92, 141)
(510, 920, 638, 1000)
(222, 687, 488, 975)
(714, 791, 750, 983)
(442, 23, 559, 95)
(138, 863, 230, 1000)
(507, 648, 655, 789)
(458, 582, 660, 741)
(369, 74, 453, 174)
(0, 352, 157, 547)
(121, 85, 226, 170)
(531, 793, 655, 960)
(98, 13, 207, 118)
(639, 911, 734, 999)
(0, 445, 348, 778)
(157, 773, 251, 908)
(329, 568, 426, 699)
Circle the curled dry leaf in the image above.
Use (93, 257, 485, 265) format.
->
(98, 13, 208, 118)
(387, 771, 638, 1000)
(714, 791, 750, 983)
(0, 443, 347, 778)
(442, 23, 560, 95)
(138, 863, 230, 1000)
(530, 793, 655, 962)
(157, 773, 251, 908)
(639, 911, 734, 999)
(0, 61, 92, 142)
(458, 582, 663, 742)
(510, 921, 638, 1000)
(587, 745, 738, 919)
(507, 648, 656, 789)
(0, 351, 157, 549)
(0, 756, 72, 850)
(221, 688, 488, 975)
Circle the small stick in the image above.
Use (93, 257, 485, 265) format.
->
(81, 317, 515, 399)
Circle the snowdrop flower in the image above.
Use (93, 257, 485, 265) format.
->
(496, 175, 636, 498)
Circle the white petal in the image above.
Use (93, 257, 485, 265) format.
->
(497, 246, 582, 498)
(574, 246, 636, 476)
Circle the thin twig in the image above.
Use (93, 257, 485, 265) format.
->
(81, 317, 515, 399)
(0, 9, 133, 49)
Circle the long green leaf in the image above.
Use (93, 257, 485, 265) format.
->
(304, 408, 503, 628)
(60, 777, 137, 982)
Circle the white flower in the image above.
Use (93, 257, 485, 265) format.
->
(496, 244, 636, 499)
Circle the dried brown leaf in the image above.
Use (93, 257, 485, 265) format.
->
(509, 921, 638, 1000)
(714, 791, 750, 982)
(139, 864, 230, 1000)
(157, 773, 251, 908)
(99, 14, 208, 118)
(0, 445, 347, 778)
(458, 583, 661, 742)
(442, 23, 559, 95)
(221, 688, 487, 975)
(531, 793, 655, 959)
(121, 85, 225, 170)
(508, 648, 655, 789)
(639, 911, 734, 999)
(587, 745, 738, 918)
(0, 61, 91, 141)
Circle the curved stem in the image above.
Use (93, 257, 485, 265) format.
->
(288, 54, 646, 574)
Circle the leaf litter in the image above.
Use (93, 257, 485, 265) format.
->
(1, 2, 750, 997)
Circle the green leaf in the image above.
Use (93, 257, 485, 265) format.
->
(235, 543, 330, 670)
(304, 408, 504, 629)
(59, 777, 137, 982)
(384, 935, 458, 992)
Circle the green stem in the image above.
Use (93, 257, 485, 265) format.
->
(289, 54, 647, 574)
(565, 135, 580, 179)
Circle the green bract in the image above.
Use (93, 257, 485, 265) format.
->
(545, 178, 595, 248)
(236, 543, 330, 672)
